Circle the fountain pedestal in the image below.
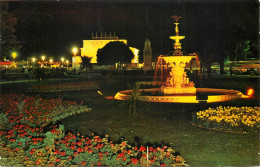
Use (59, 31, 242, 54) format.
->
(160, 55, 196, 95)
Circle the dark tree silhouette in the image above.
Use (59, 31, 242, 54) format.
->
(96, 41, 134, 66)
(81, 56, 92, 80)
(0, 2, 22, 61)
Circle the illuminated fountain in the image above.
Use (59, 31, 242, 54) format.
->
(114, 16, 247, 103)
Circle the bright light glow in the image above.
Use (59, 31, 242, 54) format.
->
(97, 90, 103, 95)
(247, 88, 254, 97)
(72, 47, 78, 56)
(32, 57, 36, 62)
(49, 59, 53, 64)
(41, 55, 46, 61)
(66, 60, 69, 64)
(61, 57, 65, 62)
(12, 52, 17, 60)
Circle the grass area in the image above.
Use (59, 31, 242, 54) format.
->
(43, 89, 258, 166)
(1, 73, 259, 166)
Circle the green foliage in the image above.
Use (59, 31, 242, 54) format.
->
(0, 113, 9, 129)
(121, 82, 150, 116)
(97, 41, 134, 65)
(232, 40, 255, 61)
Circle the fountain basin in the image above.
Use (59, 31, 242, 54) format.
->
(114, 88, 245, 103)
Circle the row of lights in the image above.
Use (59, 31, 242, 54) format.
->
(31, 56, 70, 64)
(10, 47, 78, 62)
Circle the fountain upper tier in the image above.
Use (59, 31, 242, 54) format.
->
(158, 20, 197, 95)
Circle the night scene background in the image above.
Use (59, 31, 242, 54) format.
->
(4, 0, 259, 63)
(0, 0, 259, 166)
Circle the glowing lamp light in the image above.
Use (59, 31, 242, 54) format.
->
(247, 88, 254, 97)
(49, 59, 53, 64)
(72, 47, 78, 56)
(61, 57, 65, 62)
(41, 55, 45, 61)
(12, 52, 17, 61)
(32, 57, 36, 62)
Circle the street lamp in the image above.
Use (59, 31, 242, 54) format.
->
(32, 57, 36, 68)
(12, 52, 17, 61)
(41, 55, 46, 67)
(61, 57, 65, 67)
(72, 47, 78, 56)
(49, 59, 53, 68)
(72, 47, 78, 69)
(66, 60, 69, 70)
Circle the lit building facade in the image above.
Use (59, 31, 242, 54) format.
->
(80, 32, 139, 64)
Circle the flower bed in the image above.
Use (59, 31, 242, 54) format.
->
(27, 81, 100, 93)
(193, 106, 260, 133)
(0, 93, 188, 166)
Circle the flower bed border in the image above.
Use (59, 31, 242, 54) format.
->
(0, 93, 189, 166)
(191, 106, 259, 134)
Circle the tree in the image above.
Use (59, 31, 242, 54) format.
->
(232, 40, 255, 61)
(0, 2, 22, 61)
(96, 41, 134, 66)
(80, 56, 92, 81)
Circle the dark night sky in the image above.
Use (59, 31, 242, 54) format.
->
(8, 0, 259, 62)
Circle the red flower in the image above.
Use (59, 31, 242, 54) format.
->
(142, 153, 147, 158)
(118, 152, 125, 158)
(81, 161, 86, 166)
(127, 150, 131, 154)
(77, 142, 82, 146)
(77, 147, 83, 152)
(56, 158, 61, 162)
(131, 158, 138, 165)
(35, 159, 41, 165)
(139, 146, 146, 151)
(74, 152, 79, 157)
(134, 147, 138, 151)
(88, 149, 93, 153)
(13, 148, 20, 151)
(150, 159, 155, 163)
(60, 151, 66, 156)
(9, 139, 15, 142)
(161, 163, 166, 166)
(121, 142, 126, 146)
(149, 147, 154, 152)
(30, 148, 36, 155)
(54, 149, 60, 155)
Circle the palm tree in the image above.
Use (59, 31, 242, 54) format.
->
(80, 56, 92, 81)
(122, 82, 150, 116)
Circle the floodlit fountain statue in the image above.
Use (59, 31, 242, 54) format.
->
(114, 16, 248, 103)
